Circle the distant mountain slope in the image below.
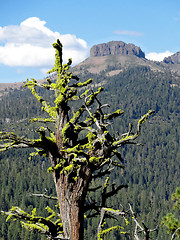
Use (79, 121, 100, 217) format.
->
(73, 41, 180, 79)
(0, 82, 24, 97)
(73, 54, 164, 75)
(0, 78, 50, 98)
(163, 51, 180, 64)
(1, 40, 180, 94)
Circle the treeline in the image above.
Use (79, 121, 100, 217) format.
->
(0, 65, 179, 239)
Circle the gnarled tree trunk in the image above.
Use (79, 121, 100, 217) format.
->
(48, 107, 92, 239)
(53, 164, 92, 239)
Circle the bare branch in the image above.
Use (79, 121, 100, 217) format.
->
(102, 181, 128, 207)
(25, 79, 57, 119)
(112, 110, 155, 148)
(29, 193, 58, 201)
(87, 186, 102, 192)
(0, 131, 38, 151)
(97, 207, 126, 239)
(0, 129, 60, 160)
(24, 78, 55, 91)
(30, 117, 56, 123)
(129, 204, 158, 240)
(1, 207, 64, 240)
(171, 227, 180, 240)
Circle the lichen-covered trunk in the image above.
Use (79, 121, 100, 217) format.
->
(49, 108, 92, 239)
(53, 165, 92, 239)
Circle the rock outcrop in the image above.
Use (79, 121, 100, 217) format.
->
(163, 52, 180, 64)
(90, 41, 145, 58)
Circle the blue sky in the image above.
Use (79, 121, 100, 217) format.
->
(0, 0, 180, 83)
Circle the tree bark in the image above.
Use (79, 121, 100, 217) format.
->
(52, 165, 92, 239)
(47, 104, 94, 239)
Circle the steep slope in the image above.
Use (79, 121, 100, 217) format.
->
(73, 54, 166, 75)
(73, 41, 180, 79)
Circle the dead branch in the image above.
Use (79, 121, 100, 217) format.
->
(29, 193, 58, 201)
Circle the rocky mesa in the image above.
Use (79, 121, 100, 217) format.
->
(90, 41, 145, 58)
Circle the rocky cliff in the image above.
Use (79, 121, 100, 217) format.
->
(90, 41, 145, 58)
(163, 52, 180, 64)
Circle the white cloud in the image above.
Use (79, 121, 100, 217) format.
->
(146, 51, 174, 62)
(0, 17, 89, 68)
(60, 34, 89, 65)
(113, 30, 143, 37)
(0, 43, 54, 67)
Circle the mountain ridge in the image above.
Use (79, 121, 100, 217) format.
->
(1, 40, 180, 94)
(90, 41, 145, 58)
(163, 51, 180, 64)
(73, 41, 180, 78)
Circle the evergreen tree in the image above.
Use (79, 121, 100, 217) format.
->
(162, 187, 180, 239)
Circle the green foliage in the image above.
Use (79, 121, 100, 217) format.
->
(162, 187, 180, 239)
(0, 148, 55, 240)
(172, 187, 180, 210)
(1, 205, 63, 239)
(98, 224, 124, 240)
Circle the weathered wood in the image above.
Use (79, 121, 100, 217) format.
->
(53, 164, 92, 239)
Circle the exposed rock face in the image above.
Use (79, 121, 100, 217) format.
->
(90, 41, 145, 58)
(163, 52, 180, 64)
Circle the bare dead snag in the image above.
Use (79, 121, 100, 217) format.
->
(97, 204, 158, 240)
(0, 39, 154, 240)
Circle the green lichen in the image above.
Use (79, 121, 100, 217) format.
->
(98, 218, 124, 240)
(46, 134, 56, 144)
(63, 164, 73, 174)
(103, 177, 110, 188)
(47, 159, 65, 173)
(87, 131, 96, 143)
(74, 78, 93, 87)
(30, 117, 56, 123)
(61, 105, 86, 141)
(104, 109, 124, 120)
(89, 156, 101, 163)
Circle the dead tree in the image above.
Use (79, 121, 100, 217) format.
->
(0, 39, 154, 240)
(97, 204, 158, 240)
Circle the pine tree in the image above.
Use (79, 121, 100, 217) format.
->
(162, 187, 180, 239)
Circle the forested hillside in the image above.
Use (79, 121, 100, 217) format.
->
(0, 64, 179, 239)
